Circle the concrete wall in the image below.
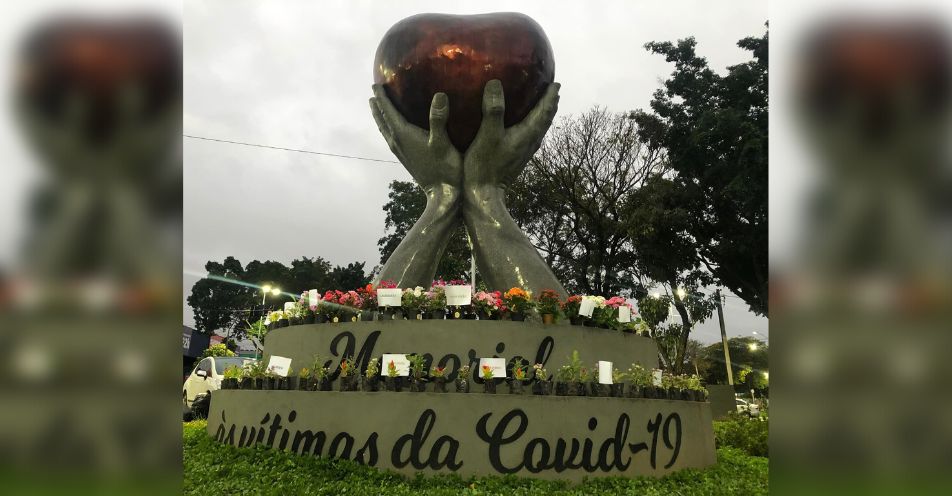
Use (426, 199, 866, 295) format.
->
(208, 390, 716, 482)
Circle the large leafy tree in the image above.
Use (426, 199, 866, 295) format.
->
(633, 28, 768, 316)
(377, 180, 471, 281)
(507, 107, 665, 296)
(698, 336, 769, 391)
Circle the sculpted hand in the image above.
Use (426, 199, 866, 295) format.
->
(369, 85, 464, 287)
(370, 85, 462, 191)
(461, 80, 566, 296)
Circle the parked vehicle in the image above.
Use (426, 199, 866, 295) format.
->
(183, 356, 255, 409)
(735, 397, 761, 417)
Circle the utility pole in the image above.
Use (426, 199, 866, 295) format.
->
(715, 289, 734, 385)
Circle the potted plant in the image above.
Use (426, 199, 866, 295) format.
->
(356, 284, 377, 321)
(588, 364, 605, 397)
(661, 373, 676, 400)
(385, 359, 403, 392)
(503, 287, 534, 321)
(430, 365, 448, 393)
(408, 354, 427, 392)
(320, 290, 344, 323)
(555, 365, 573, 396)
(401, 286, 426, 320)
(311, 356, 331, 391)
(338, 290, 363, 322)
(266, 310, 285, 329)
(338, 355, 358, 391)
(445, 279, 469, 319)
(536, 290, 561, 324)
(295, 368, 310, 391)
(375, 280, 401, 320)
(298, 292, 316, 324)
(508, 364, 527, 394)
(625, 364, 650, 398)
(426, 284, 447, 320)
(262, 366, 278, 390)
(480, 364, 496, 394)
(686, 374, 707, 401)
(581, 296, 605, 327)
(455, 364, 470, 393)
(562, 295, 585, 325)
(473, 290, 504, 320)
(221, 365, 241, 389)
(246, 360, 267, 390)
(529, 364, 550, 395)
(362, 358, 380, 392)
(577, 366, 590, 396)
(610, 368, 626, 397)
(286, 302, 303, 326)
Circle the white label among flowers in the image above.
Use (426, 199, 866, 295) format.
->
(380, 354, 410, 377)
(445, 285, 472, 306)
(308, 289, 320, 307)
(598, 361, 613, 385)
(377, 288, 402, 307)
(652, 369, 663, 387)
(284, 302, 295, 313)
(478, 357, 508, 378)
(267, 355, 292, 377)
(618, 305, 631, 323)
(578, 298, 595, 317)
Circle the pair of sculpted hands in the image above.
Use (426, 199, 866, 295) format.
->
(370, 80, 566, 296)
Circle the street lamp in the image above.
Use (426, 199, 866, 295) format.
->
(261, 285, 281, 305)
(749, 342, 759, 351)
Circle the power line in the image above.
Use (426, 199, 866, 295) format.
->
(184, 134, 400, 165)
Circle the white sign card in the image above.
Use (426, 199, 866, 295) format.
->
(308, 289, 320, 308)
(284, 302, 295, 313)
(380, 354, 410, 377)
(478, 357, 508, 378)
(652, 369, 663, 387)
(578, 298, 595, 317)
(598, 361, 613, 384)
(377, 288, 402, 307)
(267, 355, 292, 377)
(618, 305, 631, 323)
(445, 285, 473, 306)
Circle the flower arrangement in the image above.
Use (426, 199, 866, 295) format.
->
(472, 290, 504, 319)
(481, 363, 497, 393)
(401, 286, 427, 318)
(266, 310, 286, 327)
(386, 360, 399, 378)
(338, 290, 364, 321)
(532, 363, 548, 381)
(320, 290, 343, 321)
(455, 364, 471, 393)
(503, 287, 534, 319)
(357, 284, 377, 314)
(426, 284, 447, 318)
(512, 364, 527, 381)
(481, 364, 495, 380)
(430, 365, 448, 392)
(536, 289, 561, 324)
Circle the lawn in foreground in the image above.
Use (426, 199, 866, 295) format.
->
(184, 420, 767, 495)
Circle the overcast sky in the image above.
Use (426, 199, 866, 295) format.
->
(183, 0, 768, 344)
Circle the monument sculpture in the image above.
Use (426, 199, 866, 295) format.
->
(370, 12, 566, 297)
(207, 12, 715, 482)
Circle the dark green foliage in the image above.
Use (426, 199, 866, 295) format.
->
(184, 420, 767, 495)
(698, 336, 769, 390)
(713, 413, 769, 458)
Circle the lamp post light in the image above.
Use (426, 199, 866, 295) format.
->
(749, 342, 759, 352)
(261, 285, 281, 305)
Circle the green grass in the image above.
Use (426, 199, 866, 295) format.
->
(184, 420, 768, 495)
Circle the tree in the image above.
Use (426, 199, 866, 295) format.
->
(698, 336, 768, 389)
(377, 180, 472, 281)
(633, 28, 768, 316)
(506, 107, 665, 296)
(201, 343, 235, 359)
(636, 288, 715, 374)
(187, 256, 369, 335)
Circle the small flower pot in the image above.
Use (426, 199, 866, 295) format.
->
(429, 310, 445, 320)
(348, 311, 360, 323)
(449, 307, 465, 319)
(316, 314, 328, 324)
(455, 379, 469, 393)
(433, 378, 448, 393)
(477, 310, 496, 320)
(262, 378, 273, 390)
(319, 378, 333, 391)
(610, 383, 625, 397)
(276, 377, 288, 390)
(302, 314, 315, 324)
(221, 378, 237, 390)
(238, 378, 252, 390)
(380, 308, 403, 320)
(541, 313, 555, 325)
(583, 319, 596, 327)
(680, 389, 692, 401)
(252, 378, 263, 390)
(508, 381, 525, 395)
(667, 388, 680, 400)
(410, 379, 427, 392)
(277, 319, 289, 328)
(361, 376, 379, 392)
(267, 322, 277, 331)
(626, 385, 641, 398)
(574, 381, 587, 397)
(286, 376, 298, 390)
(555, 382, 569, 396)
(510, 312, 526, 322)
(532, 380, 553, 396)
(385, 377, 403, 392)
(483, 380, 497, 394)
(360, 310, 374, 321)
(463, 312, 478, 320)
(420, 312, 432, 320)
(570, 315, 585, 326)
(298, 377, 310, 390)
(589, 383, 604, 397)
(339, 376, 358, 392)
(289, 317, 302, 326)
(598, 323, 610, 329)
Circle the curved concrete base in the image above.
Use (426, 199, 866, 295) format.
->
(208, 390, 716, 482)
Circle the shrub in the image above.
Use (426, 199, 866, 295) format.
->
(200, 343, 234, 359)
(713, 412, 769, 457)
